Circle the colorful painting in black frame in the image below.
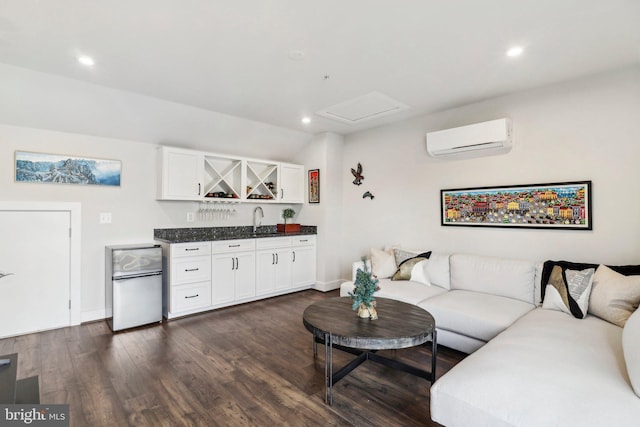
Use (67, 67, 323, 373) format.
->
(441, 181, 592, 230)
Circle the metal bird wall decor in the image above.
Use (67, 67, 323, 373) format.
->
(362, 191, 374, 200)
(351, 163, 364, 185)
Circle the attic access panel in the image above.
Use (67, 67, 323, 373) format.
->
(316, 92, 409, 125)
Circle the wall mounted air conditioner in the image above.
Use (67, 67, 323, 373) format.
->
(426, 118, 513, 158)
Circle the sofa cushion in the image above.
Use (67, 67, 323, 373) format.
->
(431, 308, 640, 427)
(374, 278, 446, 305)
(623, 308, 640, 398)
(418, 290, 534, 342)
(590, 265, 640, 327)
(450, 254, 537, 304)
(542, 266, 595, 319)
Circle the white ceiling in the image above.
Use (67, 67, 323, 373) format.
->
(0, 0, 639, 136)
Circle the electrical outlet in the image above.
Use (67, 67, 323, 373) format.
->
(186, 212, 195, 222)
(99, 212, 112, 224)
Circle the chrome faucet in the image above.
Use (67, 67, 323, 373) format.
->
(253, 206, 264, 233)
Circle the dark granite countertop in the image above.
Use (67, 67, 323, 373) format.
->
(154, 225, 317, 244)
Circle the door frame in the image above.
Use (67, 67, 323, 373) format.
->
(0, 201, 81, 326)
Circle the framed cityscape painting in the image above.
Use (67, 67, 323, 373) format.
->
(441, 181, 592, 230)
(15, 151, 121, 187)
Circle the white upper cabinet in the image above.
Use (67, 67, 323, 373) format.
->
(279, 163, 304, 204)
(157, 146, 304, 203)
(157, 147, 203, 201)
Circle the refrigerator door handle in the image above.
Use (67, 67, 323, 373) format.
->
(113, 271, 163, 280)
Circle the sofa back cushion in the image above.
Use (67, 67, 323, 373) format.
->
(623, 307, 640, 398)
(450, 254, 537, 304)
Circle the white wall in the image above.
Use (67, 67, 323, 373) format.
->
(295, 132, 344, 290)
(0, 124, 304, 321)
(340, 66, 640, 279)
(0, 63, 315, 322)
(0, 63, 312, 159)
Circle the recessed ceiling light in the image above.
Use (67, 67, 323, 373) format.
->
(77, 55, 95, 67)
(301, 117, 311, 124)
(506, 46, 524, 57)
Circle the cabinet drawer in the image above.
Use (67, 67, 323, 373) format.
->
(171, 282, 212, 312)
(212, 239, 255, 253)
(172, 242, 211, 257)
(292, 235, 316, 247)
(172, 256, 211, 284)
(256, 236, 292, 249)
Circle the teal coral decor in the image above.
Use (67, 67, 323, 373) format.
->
(348, 257, 380, 319)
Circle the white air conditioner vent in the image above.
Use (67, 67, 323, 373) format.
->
(426, 118, 513, 158)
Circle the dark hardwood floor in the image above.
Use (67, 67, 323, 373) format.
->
(0, 290, 466, 426)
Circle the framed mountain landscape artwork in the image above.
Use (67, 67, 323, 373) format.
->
(15, 151, 121, 187)
(441, 181, 592, 230)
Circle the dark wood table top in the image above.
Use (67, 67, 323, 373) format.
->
(303, 297, 435, 350)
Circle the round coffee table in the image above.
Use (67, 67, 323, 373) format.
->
(302, 297, 437, 405)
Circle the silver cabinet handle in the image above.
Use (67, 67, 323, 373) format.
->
(198, 183, 201, 195)
(235, 257, 239, 270)
(292, 251, 296, 262)
(185, 268, 199, 272)
(229, 244, 241, 248)
(185, 248, 200, 251)
(275, 253, 279, 264)
(272, 253, 275, 265)
(185, 294, 199, 299)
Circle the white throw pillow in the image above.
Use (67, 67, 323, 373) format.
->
(370, 247, 397, 279)
(589, 265, 640, 327)
(426, 252, 450, 290)
(623, 308, 640, 398)
(410, 259, 432, 286)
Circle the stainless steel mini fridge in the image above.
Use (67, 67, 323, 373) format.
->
(106, 244, 163, 331)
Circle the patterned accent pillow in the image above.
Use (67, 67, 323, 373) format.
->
(391, 253, 431, 281)
(542, 266, 595, 318)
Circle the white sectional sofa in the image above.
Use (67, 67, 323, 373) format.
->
(339, 251, 640, 427)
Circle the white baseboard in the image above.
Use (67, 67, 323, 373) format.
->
(81, 308, 106, 323)
(313, 279, 343, 292)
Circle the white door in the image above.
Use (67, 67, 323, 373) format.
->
(274, 248, 293, 291)
(292, 246, 316, 287)
(234, 252, 256, 300)
(211, 253, 236, 304)
(255, 250, 276, 295)
(0, 210, 71, 338)
(279, 163, 304, 203)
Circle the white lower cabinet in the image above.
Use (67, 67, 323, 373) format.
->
(212, 250, 256, 304)
(160, 235, 315, 319)
(256, 247, 292, 295)
(162, 241, 212, 319)
(291, 239, 316, 288)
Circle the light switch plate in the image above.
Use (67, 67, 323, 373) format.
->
(99, 212, 112, 224)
